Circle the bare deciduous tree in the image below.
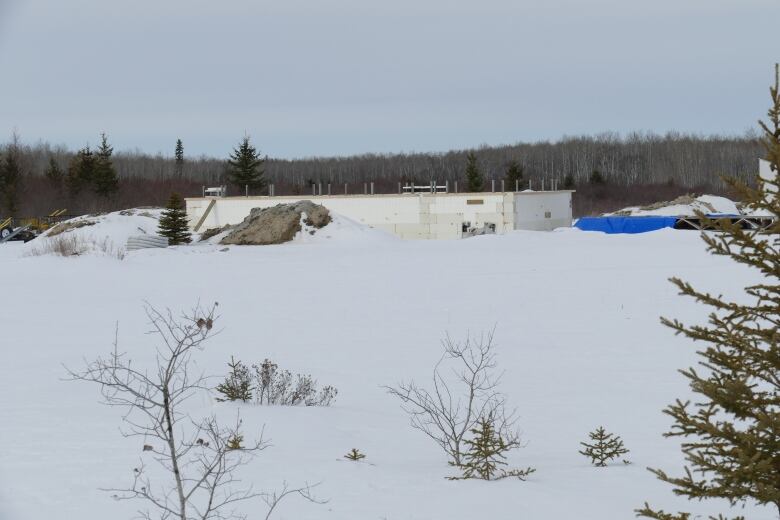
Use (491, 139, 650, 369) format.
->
(260, 482, 325, 520)
(67, 303, 267, 520)
(385, 328, 520, 467)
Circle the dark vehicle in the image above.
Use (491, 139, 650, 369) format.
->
(0, 218, 38, 243)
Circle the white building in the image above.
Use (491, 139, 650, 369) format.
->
(185, 190, 574, 240)
(760, 158, 775, 185)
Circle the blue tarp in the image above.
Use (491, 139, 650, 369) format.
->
(575, 216, 678, 234)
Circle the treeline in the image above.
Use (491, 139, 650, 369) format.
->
(0, 131, 763, 218)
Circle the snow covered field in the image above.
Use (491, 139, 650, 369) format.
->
(0, 218, 772, 519)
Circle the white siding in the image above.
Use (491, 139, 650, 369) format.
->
(513, 191, 572, 231)
(186, 191, 573, 240)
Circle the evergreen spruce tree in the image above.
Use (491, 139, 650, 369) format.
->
(465, 152, 484, 192)
(579, 426, 630, 467)
(227, 136, 266, 194)
(589, 169, 605, 185)
(563, 173, 575, 189)
(66, 146, 96, 196)
(637, 64, 780, 520)
(0, 143, 22, 215)
(93, 133, 119, 197)
(451, 415, 535, 481)
(460, 416, 508, 480)
(344, 448, 366, 461)
(227, 433, 244, 450)
(44, 156, 64, 189)
(504, 160, 524, 190)
(175, 138, 184, 177)
(215, 356, 253, 402)
(157, 192, 192, 245)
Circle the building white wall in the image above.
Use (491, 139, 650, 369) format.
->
(514, 191, 572, 231)
(757, 159, 777, 205)
(185, 191, 573, 240)
(760, 158, 775, 189)
(760, 159, 773, 178)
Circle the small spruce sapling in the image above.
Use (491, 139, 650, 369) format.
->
(579, 426, 630, 467)
(227, 433, 244, 450)
(216, 356, 253, 402)
(344, 449, 366, 461)
(451, 414, 535, 481)
(158, 192, 192, 245)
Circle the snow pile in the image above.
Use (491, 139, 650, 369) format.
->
(609, 195, 740, 216)
(200, 211, 398, 247)
(292, 213, 399, 245)
(25, 208, 163, 257)
(220, 201, 331, 246)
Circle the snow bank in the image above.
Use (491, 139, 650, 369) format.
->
(608, 194, 740, 216)
(22, 208, 163, 257)
(292, 213, 399, 245)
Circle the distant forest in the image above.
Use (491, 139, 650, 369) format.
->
(0, 131, 765, 218)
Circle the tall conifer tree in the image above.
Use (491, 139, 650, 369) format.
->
(227, 136, 265, 194)
(44, 156, 64, 188)
(465, 152, 484, 192)
(66, 146, 95, 196)
(94, 133, 119, 197)
(504, 160, 524, 190)
(637, 64, 780, 520)
(0, 140, 22, 215)
(175, 139, 184, 177)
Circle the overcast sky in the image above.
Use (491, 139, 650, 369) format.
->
(0, 0, 778, 158)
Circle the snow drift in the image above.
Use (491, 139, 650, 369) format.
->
(24, 208, 163, 257)
(608, 194, 741, 216)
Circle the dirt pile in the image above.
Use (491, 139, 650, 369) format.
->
(46, 220, 96, 237)
(220, 201, 331, 245)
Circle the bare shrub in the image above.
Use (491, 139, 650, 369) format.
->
(66, 304, 270, 520)
(26, 234, 125, 259)
(261, 482, 325, 520)
(251, 359, 337, 407)
(385, 328, 521, 468)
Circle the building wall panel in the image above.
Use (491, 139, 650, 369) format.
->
(186, 191, 573, 239)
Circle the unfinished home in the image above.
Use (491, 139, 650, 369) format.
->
(185, 187, 573, 240)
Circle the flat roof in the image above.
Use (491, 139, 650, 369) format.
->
(185, 190, 575, 201)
